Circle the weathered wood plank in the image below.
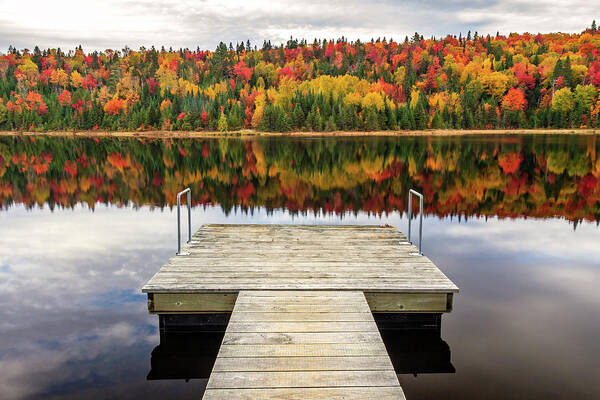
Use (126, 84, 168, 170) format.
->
(147, 277, 454, 284)
(154, 271, 443, 280)
(237, 290, 366, 297)
(228, 312, 372, 322)
(143, 284, 458, 293)
(365, 292, 449, 312)
(160, 261, 435, 269)
(225, 321, 378, 333)
(202, 387, 405, 400)
(151, 293, 237, 312)
(211, 355, 394, 371)
(180, 248, 419, 255)
(200, 224, 400, 230)
(217, 343, 389, 357)
(206, 370, 400, 389)
(143, 280, 458, 293)
(222, 331, 382, 345)
(233, 303, 371, 313)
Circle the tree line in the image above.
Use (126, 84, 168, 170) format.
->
(1, 22, 600, 132)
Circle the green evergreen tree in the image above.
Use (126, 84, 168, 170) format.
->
(310, 105, 322, 131)
(399, 107, 410, 130)
(325, 115, 337, 131)
(431, 111, 442, 129)
(364, 107, 379, 131)
(413, 104, 427, 130)
(465, 109, 474, 129)
(292, 106, 305, 129)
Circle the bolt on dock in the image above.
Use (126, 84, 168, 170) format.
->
(142, 224, 459, 399)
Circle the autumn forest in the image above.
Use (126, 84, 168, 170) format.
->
(1, 135, 598, 224)
(1, 23, 600, 133)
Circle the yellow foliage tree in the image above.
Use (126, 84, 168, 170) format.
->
(294, 53, 306, 78)
(575, 84, 596, 110)
(254, 62, 277, 87)
(155, 64, 178, 95)
(274, 76, 297, 109)
(344, 92, 362, 107)
(571, 64, 588, 84)
(251, 92, 266, 127)
(409, 88, 420, 109)
(393, 65, 405, 85)
(50, 68, 69, 87)
(217, 112, 228, 132)
(552, 87, 575, 112)
(361, 92, 384, 110)
(480, 71, 511, 99)
(70, 70, 83, 88)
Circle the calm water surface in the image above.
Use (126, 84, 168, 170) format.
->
(0, 135, 599, 399)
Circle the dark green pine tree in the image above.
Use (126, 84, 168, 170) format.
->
(431, 111, 443, 129)
(384, 101, 396, 129)
(413, 104, 427, 130)
(552, 59, 563, 84)
(305, 109, 314, 130)
(569, 100, 584, 128)
(107, 62, 122, 90)
(364, 107, 379, 131)
(399, 107, 411, 130)
(292, 105, 305, 129)
(309, 104, 322, 131)
(562, 56, 573, 87)
(464, 109, 475, 129)
(325, 115, 337, 131)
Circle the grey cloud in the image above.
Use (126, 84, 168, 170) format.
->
(0, 1, 596, 55)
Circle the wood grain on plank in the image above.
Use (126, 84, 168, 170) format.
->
(202, 386, 405, 400)
(225, 321, 378, 333)
(143, 224, 458, 295)
(222, 331, 383, 345)
(211, 355, 394, 372)
(206, 370, 400, 389)
(217, 343, 389, 358)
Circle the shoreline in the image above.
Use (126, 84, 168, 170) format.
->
(0, 128, 598, 138)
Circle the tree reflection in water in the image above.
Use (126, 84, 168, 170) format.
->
(1, 135, 598, 224)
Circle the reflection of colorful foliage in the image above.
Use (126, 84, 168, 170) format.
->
(0, 136, 599, 224)
(498, 152, 523, 174)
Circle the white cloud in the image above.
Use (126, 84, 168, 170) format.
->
(0, 0, 596, 51)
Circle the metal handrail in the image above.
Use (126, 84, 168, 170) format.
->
(408, 189, 423, 255)
(176, 188, 191, 255)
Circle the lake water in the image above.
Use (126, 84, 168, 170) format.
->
(0, 135, 599, 399)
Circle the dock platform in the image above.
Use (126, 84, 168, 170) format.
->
(142, 224, 459, 399)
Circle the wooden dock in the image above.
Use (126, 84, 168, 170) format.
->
(142, 224, 459, 399)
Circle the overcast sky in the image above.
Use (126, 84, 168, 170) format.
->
(0, 0, 597, 52)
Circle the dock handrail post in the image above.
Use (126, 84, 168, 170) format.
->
(408, 189, 424, 255)
(408, 192, 412, 241)
(187, 189, 191, 243)
(176, 188, 191, 256)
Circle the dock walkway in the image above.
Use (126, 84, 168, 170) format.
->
(203, 290, 405, 399)
(142, 224, 459, 399)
